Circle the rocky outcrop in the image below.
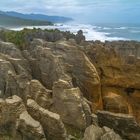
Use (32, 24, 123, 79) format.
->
(27, 99, 67, 140)
(83, 125, 103, 140)
(0, 55, 16, 98)
(0, 95, 46, 140)
(84, 42, 140, 122)
(28, 80, 53, 109)
(53, 79, 90, 130)
(97, 111, 140, 140)
(17, 110, 46, 140)
(101, 126, 122, 140)
(103, 92, 129, 114)
(25, 39, 102, 111)
(75, 30, 85, 44)
(0, 41, 31, 101)
(0, 36, 140, 140)
(105, 41, 140, 59)
(83, 125, 122, 140)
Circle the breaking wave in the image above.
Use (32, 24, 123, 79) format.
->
(10, 23, 128, 42)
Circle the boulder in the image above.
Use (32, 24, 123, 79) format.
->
(83, 125, 122, 140)
(27, 99, 67, 140)
(83, 125, 103, 140)
(101, 127, 122, 140)
(97, 111, 140, 140)
(28, 80, 53, 109)
(17, 111, 46, 140)
(53, 79, 88, 130)
(0, 95, 46, 140)
(0, 41, 23, 58)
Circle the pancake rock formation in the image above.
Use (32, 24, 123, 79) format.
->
(0, 32, 140, 140)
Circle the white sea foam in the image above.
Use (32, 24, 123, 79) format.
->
(10, 23, 128, 42)
(102, 27, 112, 30)
(114, 27, 127, 30)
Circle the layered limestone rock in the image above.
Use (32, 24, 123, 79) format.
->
(97, 111, 140, 140)
(0, 95, 46, 140)
(83, 125, 103, 140)
(28, 80, 53, 109)
(24, 39, 102, 111)
(103, 92, 129, 114)
(0, 41, 22, 58)
(84, 42, 140, 122)
(0, 38, 140, 140)
(0, 56, 16, 98)
(53, 79, 91, 130)
(27, 99, 67, 140)
(0, 41, 31, 101)
(101, 126, 122, 140)
(83, 125, 122, 140)
(0, 41, 31, 77)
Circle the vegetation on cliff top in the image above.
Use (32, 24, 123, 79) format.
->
(0, 28, 85, 49)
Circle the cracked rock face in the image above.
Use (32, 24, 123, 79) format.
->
(0, 38, 140, 140)
(97, 111, 140, 140)
(53, 79, 88, 130)
(84, 42, 140, 122)
(25, 39, 102, 111)
(27, 99, 67, 140)
(0, 95, 46, 140)
(83, 125, 122, 140)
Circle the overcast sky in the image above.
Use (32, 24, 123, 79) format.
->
(0, 0, 140, 23)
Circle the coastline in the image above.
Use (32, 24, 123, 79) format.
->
(8, 22, 140, 42)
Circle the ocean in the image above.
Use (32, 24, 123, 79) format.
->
(10, 22, 140, 42)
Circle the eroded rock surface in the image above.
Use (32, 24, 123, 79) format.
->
(0, 38, 140, 140)
(83, 125, 122, 140)
(84, 42, 140, 122)
(0, 95, 46, 140)
(97, 111, 140, 140)
(27, 99, 67, 140)
(24, 39, 102, 111)
(53, 79, 89, 130)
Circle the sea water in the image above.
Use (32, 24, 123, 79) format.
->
(10, 22, 140, 42)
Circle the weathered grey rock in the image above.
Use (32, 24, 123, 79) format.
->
(75, 30, 85, 44)
(83, 125, 103, 140)
(0, 56, 16, 98)
(97, 111, 140, 140)
(27, 99, 67, 140)
(0, 41, 31, 78)
(83, 125, 122, 140)
(26, 39, 101, 112)
(82, 98, 92, 126)
(28, 80, 53, 109)
(0, 37, 140, 140)
(53, 79, 87, 130)
(91, 114, 98, 126)
(0, 45, 31, 100)
(0, 95, 46, 140)
(0, 41, 23, 58)
(17, 111, 46, 140)
(101, 126, 122, 140)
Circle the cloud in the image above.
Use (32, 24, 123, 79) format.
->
(0, 0, 140, 23)
(0, 0, 118, 16)
(0, 0, 85, 15)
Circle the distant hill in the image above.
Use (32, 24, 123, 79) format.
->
(0, 12, 52, 27)
(5, 11, 73, 23)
